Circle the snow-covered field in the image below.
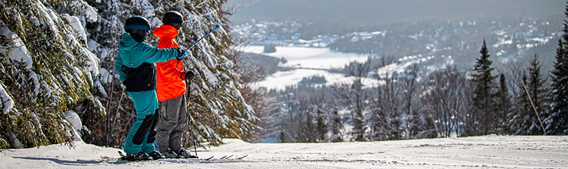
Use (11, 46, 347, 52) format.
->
(239, 46, 369, 69)
(252, 69, 382, 90)
(1, 136, 567, 169)
(239, 46, 381, 90)
(239, 46, 456, 90)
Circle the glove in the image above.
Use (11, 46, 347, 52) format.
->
(177, 48, 190, 60)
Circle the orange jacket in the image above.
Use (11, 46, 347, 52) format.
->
(153, 25, 186, 102)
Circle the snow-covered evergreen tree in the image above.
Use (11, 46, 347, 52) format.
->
(495, 74, 511, 134)
(470, 40, 497, 136)
(0, 0, 257, 148)
(330, 110, 344, 142)
(510, 75, 530, 134)
(511, 55, 547, 135)
(547, 2, 568, 135)
(525, 55, 547, 135)
(315, 109, 327, 142)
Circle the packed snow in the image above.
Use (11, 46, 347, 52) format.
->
(0, 136, 566, 169)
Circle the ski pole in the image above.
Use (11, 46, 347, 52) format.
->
(185, 24, 222, 50)
(179, 24, 222, 157)
(184, 77, 200, 158)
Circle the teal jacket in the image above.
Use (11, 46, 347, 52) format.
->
(115, 33, 181, 82)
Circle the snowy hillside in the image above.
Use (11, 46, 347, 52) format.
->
(234, 16, 561, 91)
(1, 136, 567, 169)
(234, 17, 560, 70)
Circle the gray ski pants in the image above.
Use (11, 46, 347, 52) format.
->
(157, 95, 188, 152)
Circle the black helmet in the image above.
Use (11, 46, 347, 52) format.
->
(125, 16, 151, 42)
(124, 16, 151, 33)
(162, 11, 183, 28)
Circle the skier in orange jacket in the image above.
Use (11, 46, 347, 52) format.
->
(154, 11, 196, 159)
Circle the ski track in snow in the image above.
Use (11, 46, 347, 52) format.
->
(0, 136, 567, 169)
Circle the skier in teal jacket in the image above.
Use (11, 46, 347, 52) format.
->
(115, 16, 188, 161)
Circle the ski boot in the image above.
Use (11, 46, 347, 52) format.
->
(161, 151, 179, 159)
(175, 149, 198, 159)
(148, 151, 164, 160)
(121, 152, 151, 161)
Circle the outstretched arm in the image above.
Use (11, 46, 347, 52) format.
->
(135, 43, 181, 63)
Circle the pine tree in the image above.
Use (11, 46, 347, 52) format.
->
(316, 109, 327, 142)
(303, 111, 315, 142)
(470, 40, 497, 136)
(526, 55, 547, 135)
(330, 110, 344, 142)
(513, 75, 531, 135)
(351, 79, 366, 141)
(513, 55, 547, 135)
(346, 62, 369, 141)
(368, 75, 390, 141)
(279, 131, 287, 143)
(495, 74, 511, 134)
(547, 2, 568, 135)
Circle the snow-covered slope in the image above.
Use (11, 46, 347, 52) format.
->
(1, 136, 566, 169)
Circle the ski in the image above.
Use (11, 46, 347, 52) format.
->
(102, 153, 247, 163)
(200, 154, 248, 162)
(236, 154, 248, 160)
(220, 154, 233, 160)
(203, 155, 215, 161)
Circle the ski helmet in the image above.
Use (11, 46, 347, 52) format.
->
(125, 16, 151, 33)
(124, 16, 151, 42)
(162, 11, 183, 28)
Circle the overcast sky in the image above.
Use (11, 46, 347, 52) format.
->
(228, 0, 565, 26)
